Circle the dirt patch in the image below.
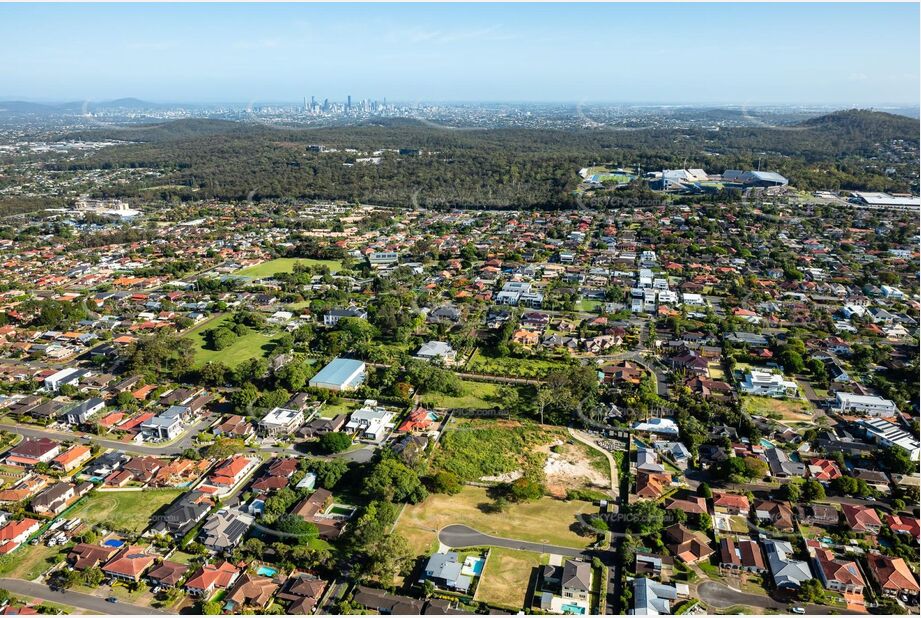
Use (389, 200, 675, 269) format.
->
(541, 440, 610, 498)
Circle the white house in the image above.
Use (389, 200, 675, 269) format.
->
(345, 401, 395, 442)
(835, 393, 897, 417)
(739, 370, 798, 398)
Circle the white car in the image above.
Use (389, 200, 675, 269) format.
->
(790, 607, 806, 615)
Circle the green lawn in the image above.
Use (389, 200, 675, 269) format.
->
(184, 314, 284, 368)
(742, 396, 813, 422)
(318, 399, 362, 418)
(467, 350, 573, 379)
(65, 489, 185, 534)
(475, 547, 547, 609)
(421, 380, 502, 410)
(235, 257, 343, 278)
(575, 299, 604, 312)
(0, 543, 66, 579)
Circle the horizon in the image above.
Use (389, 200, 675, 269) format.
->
(1, 3, 919, 106)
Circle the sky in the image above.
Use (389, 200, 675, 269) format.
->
(1, 2, 918, 106)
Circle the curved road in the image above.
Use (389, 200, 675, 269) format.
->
(438, 524, 589, 558)
(696, 581, 834, 615)
(0, 578, 169, 615)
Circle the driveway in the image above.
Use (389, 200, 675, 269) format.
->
(0, 578, 169, 615)
(438, 524, 589, 558)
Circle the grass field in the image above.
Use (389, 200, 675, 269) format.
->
(394, 485, 596, 556)
(741, 396, 813, 422)
(318, 399, 362, 418)
(420, 380, 503, 409)
(66, 489, 185, 534)
(184, 314, 283, 368)
(0, 543, 65, 579)
(467, 350, 572, 379)
(475, 547, 547, 610)
(235, 257, 342, 278)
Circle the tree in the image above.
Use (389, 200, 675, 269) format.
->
(507, 478, 544, 502)
(201, 601, 223, 615)
(230, 382, 260, 413)
(831, 476, 859, 496)
(536, 388, 554, 426)
(780, 477, 804, 503)
(624, 500, 665, 536)
(318, 432, 352, 454)
(429, 470, 462, 495)
(698, 482, 712, 499)
(362, 456, 428, 503)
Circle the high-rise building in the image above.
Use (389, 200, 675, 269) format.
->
(347, 95, 352, 111)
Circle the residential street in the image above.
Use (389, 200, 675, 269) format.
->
(437, 524, 590, 558)
(0, 578, 170, 615)
(696, 581, 835, 615)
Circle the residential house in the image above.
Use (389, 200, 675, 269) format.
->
(562, 560, 592, 603)
(738, 370, 798, 398)
(102, 545, 156, 582)
(200, 508, 254, 553)
(842, 504, 882, 534)
(51, 445, 92, 473)
(4, 438, 60, 468)
(763, 539, 812, 590)
(68, 543, 119, 570)
(812, 549, 865, 594)
(719, 538, 767, 574)
(185, 561, 241, 598)
(224, 573, 279, 612)
(664, 524, 714, 564)
(258, 407, 305, 436)
(753, 500, 795, 532)
(146, 561, 189, 589)
(713, 492, 750, 516)
(30, 482, 75, 515)
(0, 518, 40, 554)
(631, 577, 678, 615)
(866, 553, 920, 599)
(420, 552, 471, 593)
(276, 572, 328, 615)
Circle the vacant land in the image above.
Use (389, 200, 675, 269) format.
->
(466, 350, 572, 379)
(0, 543, 65, 580)
(66, 489, 185, 534)
(318, 398, 362, 418)
(434, 418, 566, 483)
(475, 547, 547, 610)
(185, 314, 283, 368)
(421, 380, 502, 410)
(235, 257, 342, 278)
(395, 485, 596, 556)
(542, 440, 611, 497)
(741, 396, 813, 422)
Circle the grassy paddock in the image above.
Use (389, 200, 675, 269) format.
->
(235, 257, 342, 278)
(184, 314, 283, 368)
(65, 489, 185, 534)
(394, 485, 596, 556)
(475, 547, 547, 610)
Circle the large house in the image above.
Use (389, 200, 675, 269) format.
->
(420, 551, 472, 593)
(665, 524, 713, 564)
(200, 508, 254, 553)
(258, 407, 305, 436)
(834, 392, 898, 417)
(763, 539, 812, 590)
(5, 438, 60, 468)
(866, 553, 920, 599)
(345, 401, 394, 442)
(185, 561, 241, 597)
(739, 370, 798, 398)
(102, 546, 156, 582)
(812, 549, 865, 594)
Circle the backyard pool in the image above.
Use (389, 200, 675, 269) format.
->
(256, 566, 278, 577)
(461, 556, 485, 577)
(103, 539, 124, 548)
(561, 604, 586, 615)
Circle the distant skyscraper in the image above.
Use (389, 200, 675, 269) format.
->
(347, 95, 352, 111)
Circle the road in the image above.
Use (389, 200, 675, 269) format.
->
(437, 524, 589, 558)
(696, 581, 835, 615)
(0, 578, 169, 615)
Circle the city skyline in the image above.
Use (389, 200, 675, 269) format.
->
(0, 2, 919, 105)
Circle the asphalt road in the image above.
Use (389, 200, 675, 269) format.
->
(438, 524, 589, 558)
(0, 578, 170, 615)
(696, 581, 834, 615)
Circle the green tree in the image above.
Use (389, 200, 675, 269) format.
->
(318, 432, 352, 454)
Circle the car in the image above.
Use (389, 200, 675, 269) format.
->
(790, 607, 805, 614)
(106, 597, 118, 604)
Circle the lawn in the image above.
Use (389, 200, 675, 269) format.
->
(394, 485, 597, 556)
(0, 543, 66, 579)
(65, 489, 185, 534)
(741, 396, 813, 422)
(420, 380, 503, 410)
(475, 547, 547, 610)
(318, 398, 362, 418)
(575, 299, 603, 312)
(184, 314, 284, 368)
(235, 257, 342, 278)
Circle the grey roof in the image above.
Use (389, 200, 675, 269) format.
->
(763, 539, 812, 588)
(562, 560, 591, 591)
(631, 577, 677, 615)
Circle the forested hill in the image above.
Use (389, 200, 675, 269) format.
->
(55, 110, 919, 209)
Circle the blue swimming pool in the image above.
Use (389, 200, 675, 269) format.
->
(561, 604, 586, 615)
(104, 539, 124, 548)
(256, 566, 278, 577)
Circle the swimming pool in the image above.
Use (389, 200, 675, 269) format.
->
(256, 566, 278, 577)
(561, 604, 586, 615)
(103, 539, 124, 548)
(461, 557, 485, 577)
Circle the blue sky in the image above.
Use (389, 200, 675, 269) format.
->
(1, 3, 918, 105)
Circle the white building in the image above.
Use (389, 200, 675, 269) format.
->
(44, 367, 83, 392)
(834, 393, 898, 417)
(414, 341, 457, 365)
(258, 407, 305, 436)
(739, 370, 798, 398)
(346, 401, 395, 441)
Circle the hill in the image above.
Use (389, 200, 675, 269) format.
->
(797, 109, 919, 141)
